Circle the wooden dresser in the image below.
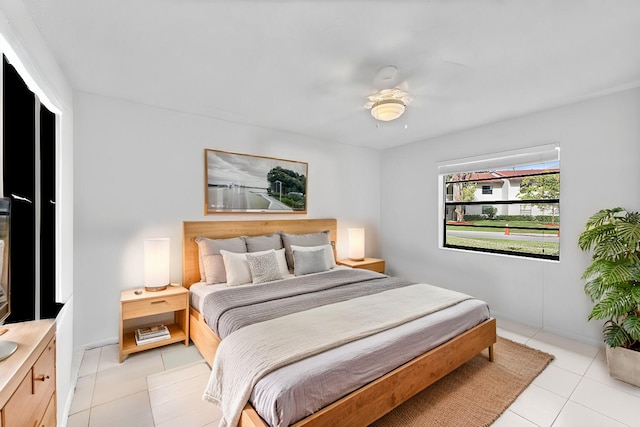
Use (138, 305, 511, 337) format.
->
(0, 320, 56, 427)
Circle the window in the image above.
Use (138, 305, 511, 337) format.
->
(2, 55, 61, 320)
(439, 144, 560, 260)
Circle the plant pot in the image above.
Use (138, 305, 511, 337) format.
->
(606, 345, 640, 387)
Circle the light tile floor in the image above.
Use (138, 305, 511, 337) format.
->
(66, 319, 640, 427)
(66, 343, 219, 427)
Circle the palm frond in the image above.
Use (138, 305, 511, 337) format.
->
(624, 211, 640, 224)
(584, 277, 607, 302)
(582, 258, 637, 285)
(578, 223, 616, 251)
(603, 321, 633, 348)
(585, 208, 625, 229)
(621, 315, 640, 341)
(599, 261, 639, 286)
(630, 284, 640, 306)
(581, 258, 611, 280)
(617, 220, 640, 247)
(589, 290, 634, 320)
(592, 236, 629, 260)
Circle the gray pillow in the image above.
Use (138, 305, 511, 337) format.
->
(246, 250, 283, 284)
(195, 236, 247, 283)
(201, 254, 226, 284)
(293, 248, 330, 276)
(281, 230, 331, 270)
(291, 244, 336, 269)
(244, 233, 283, 253)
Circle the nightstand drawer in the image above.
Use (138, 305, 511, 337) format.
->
(122, 294, 186, 319)
(361, 260, 385, 273)
(120, 286, 189, 362)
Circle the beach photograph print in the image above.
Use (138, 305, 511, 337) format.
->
(205, 149, 308, 214)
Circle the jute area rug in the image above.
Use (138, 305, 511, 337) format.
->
(371, 337, 554, 427)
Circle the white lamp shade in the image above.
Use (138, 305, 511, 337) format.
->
(144, 238, 170, 290)
(348, 228, 365, 261)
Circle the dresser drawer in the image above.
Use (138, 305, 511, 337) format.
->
(33, 336, 56, 416)
(40, 393, 57, 427)
(122, 293, 186, 319)
(3, 370, 37, 427)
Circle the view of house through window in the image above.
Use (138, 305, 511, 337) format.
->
(440, 144, 560, 260)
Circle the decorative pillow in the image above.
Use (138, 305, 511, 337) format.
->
(246, 250, 283, 284)
(273, 248, 290, 278)
(291, 244, 336, 269)
(201, 254, 226, 284)
(244, 233, 283, 253)
(195, 236, 246, 283)
(281, 230, 331, 270)
(220, 248, 288, 286)
(293, 248, 330, 276)
(219, 250, 252, 286)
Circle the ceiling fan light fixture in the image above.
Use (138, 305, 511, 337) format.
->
(370, 99, 406, 121)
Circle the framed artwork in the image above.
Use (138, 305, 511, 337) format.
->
(205, 149, 308, 214)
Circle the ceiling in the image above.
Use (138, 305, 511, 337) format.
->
(22, 0, 640, 150)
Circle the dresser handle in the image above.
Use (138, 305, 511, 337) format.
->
(151, 300, 166, 304)
(34, 374, 50, 382)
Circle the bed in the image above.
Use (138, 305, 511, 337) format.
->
(182, 218, 496, 427)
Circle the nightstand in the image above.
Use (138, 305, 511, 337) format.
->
(119, 285, 189, 362)
(337, 257, 385, 274)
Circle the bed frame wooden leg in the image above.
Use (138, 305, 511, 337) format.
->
(488, 344, 494, 362)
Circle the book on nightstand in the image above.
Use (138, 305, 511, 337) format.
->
(135, 324, 170, 345)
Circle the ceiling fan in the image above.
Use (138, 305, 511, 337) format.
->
(364, 65, 413, 122)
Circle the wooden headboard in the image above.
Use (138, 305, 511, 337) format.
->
(182, 218, 337, 288)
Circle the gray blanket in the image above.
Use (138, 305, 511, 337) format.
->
(202, 269, 416, 338)
(204, 283, 473, 427)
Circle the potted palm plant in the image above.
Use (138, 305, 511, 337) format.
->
(578, 207, 640, 387)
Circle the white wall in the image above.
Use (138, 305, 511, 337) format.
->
(73, 91, 381, 348)
(381, 88, 640, 346)
(0, 2, 74, 424)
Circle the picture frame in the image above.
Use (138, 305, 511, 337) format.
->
(205, 149, 308, 214)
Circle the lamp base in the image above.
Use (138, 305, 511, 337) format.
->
(144, 285, 168, 292)
(349, 257, 365, 261)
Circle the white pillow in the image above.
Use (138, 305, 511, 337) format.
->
(220, 248, 289, 286)
(290, 244, 336, 269)
(272, 248, 290, 277)
(220, 250, 252, 286)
